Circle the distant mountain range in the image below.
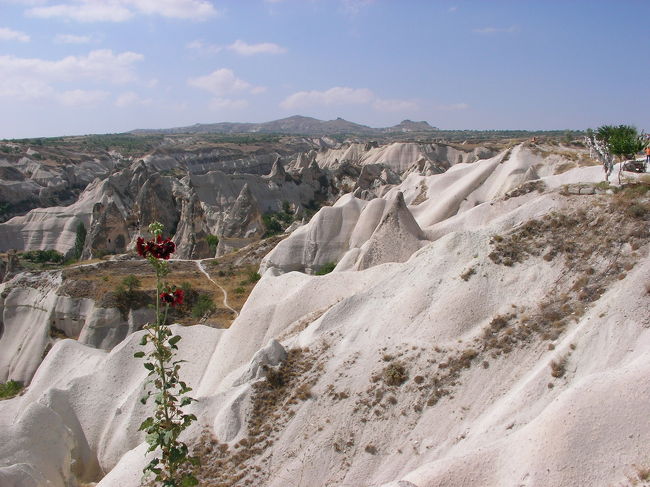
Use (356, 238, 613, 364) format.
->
(130, 115, 439, 136)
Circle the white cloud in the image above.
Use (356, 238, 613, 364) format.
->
(250, 86, 267, 95)
(473, 25, 519, 34)
(0, 27, 30, 42)
(57, 89, 109, 106)
(0, 50, 142, 106)
(340, 0, 375, 16)
(188, 68, 264, 97)
(186, 39, 222, 54)
(54, 33, 92, 44)
(281, 86, 374, 110)
(129, 0, 218, 20)
(26, 0, 218, 22)
(0, 76, 53, 100)
(436, 102, 469, 111)
(209, 97, 248, 110)
(115, 91, 152, 107)
(373, 98, 419, 112)
(28, 3, 133, 22)
(448, 6, 458, 12)
(281, 86, 420, 115)
(0, 49, 143, 84)
(228, 40, 286, 56)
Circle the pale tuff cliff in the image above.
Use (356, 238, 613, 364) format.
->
(0, 140, 503, 260)
(2, 141, 648, 487)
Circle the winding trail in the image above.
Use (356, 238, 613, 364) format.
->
(170, 258, 239, 319)
(195, 259, 239, 318)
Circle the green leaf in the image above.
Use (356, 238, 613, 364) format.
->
(144, 362, 155, 371)
(133, 351, 145, 358)
(181, 475, 199, 486)
(163, 430, 174, 446)
(139, 335, 148, 346)
(138, 417, 154, 431)
(169, 335, 181, 346)
(145, 432, 158, 447)
(180, 397, 194, 406)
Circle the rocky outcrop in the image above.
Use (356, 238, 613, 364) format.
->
(351, 191, 426, 270)
(0, 155, 119, 222)
(86, 201, 130, 257)
(312, 141, 498, 173)
(0, 269, 154, 384)
(172, 189, 211, 259)
(1, 152, 647, 487)
(217, 183, 265, 255)
(259, 190, 428, 274)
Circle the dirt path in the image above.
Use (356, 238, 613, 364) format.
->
(195, 260, 239, 318)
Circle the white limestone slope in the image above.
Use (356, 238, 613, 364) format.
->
(313, 141, 495, 173)
(0, 268, 155, 384)
(262, 145, 577, 275)
(0, 150, 648, 487)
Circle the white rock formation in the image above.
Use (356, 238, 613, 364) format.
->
(311, 141, 496, 173)
(0, 268, 154, 384)
(1, 144, 647, 487)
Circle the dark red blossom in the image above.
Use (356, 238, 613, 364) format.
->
(160, 288, 184, 307)
(136, 235, 176, 260)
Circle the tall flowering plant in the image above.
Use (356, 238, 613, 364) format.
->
(133, 222, 199, 487)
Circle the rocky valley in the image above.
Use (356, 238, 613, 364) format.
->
(0, 125, 648, 487)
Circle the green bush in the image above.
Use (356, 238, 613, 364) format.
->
(191, 294, 215, 318)
(206, 234, 219, 254)
(73, 222, 86, 260)
(0, 380, 23, 400)
(315, 262, 336, 275)
(262, 213, 283, 236)
(262, 203, 296, 237)
(21, 249, 64, 264)
(122, 274, 141, 293)
(246, 269, 261, 284)
(114, 275, 144, 317)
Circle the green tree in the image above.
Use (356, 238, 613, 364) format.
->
(586, 125, 646, 182)
(191, 294, 215, 318)
(205, 234, 219, 254)
(122, 274, 141, 293)
(74, 222, 87, 260)
(597, 125, 645, 160)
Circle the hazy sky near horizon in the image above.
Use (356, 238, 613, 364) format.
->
(1, 0, 649, 138)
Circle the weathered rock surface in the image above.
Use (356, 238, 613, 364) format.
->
(0, 268, 154, 384)
(1, 172, 647, 486)
(0, 155, 120, 222)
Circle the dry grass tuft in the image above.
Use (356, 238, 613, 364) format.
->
(383, 362, 408, 386)
(550, 356, 567, 378)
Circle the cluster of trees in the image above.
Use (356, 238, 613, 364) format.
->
(585, 125, 647, 182)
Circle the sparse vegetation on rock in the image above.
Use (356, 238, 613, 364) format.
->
(315, 262, 336, 275)
(0, 380, 23, 400)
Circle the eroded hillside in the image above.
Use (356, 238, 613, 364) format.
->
(1, 138, 648, 487)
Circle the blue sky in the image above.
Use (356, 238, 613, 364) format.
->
(1, 0, 649, 138)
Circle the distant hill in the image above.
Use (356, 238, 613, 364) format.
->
(130, 115, 439, 136)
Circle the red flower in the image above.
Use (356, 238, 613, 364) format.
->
(136, 235, 176, 260)
(136, 237, 146, 257)
(160, 288, 184, 307)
